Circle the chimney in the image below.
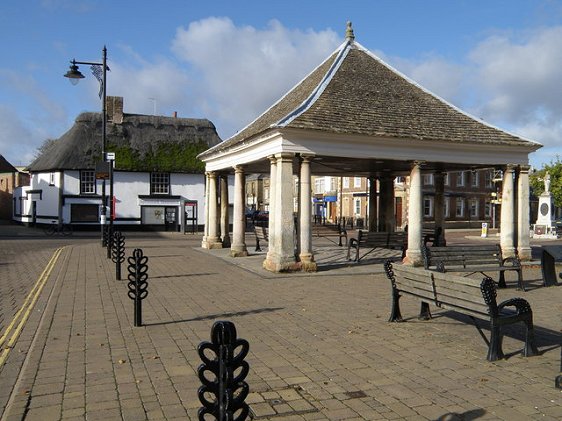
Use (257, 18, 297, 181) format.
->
(106, 96, 124, 124)
(173, 111, 177, 118)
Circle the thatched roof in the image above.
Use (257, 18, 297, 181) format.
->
(29, 112, 222, 173)
(200, 31, 539, 159)
(0, 154, 17, 173)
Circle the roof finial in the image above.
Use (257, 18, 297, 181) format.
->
(346, 21, 355, 41)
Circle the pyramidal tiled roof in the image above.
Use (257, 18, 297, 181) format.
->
(201, 24, 539, 158)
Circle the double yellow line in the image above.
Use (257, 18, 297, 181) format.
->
(0, 247, 64, 368)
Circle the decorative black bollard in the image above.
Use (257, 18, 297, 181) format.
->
(106, 226, 113, 259)
(554, 347, 562, 389)
(127, 248, 148, 327)
(111, 231, 126, 280)
(197, 321, 250, 421)
(102, 225, 109, 247)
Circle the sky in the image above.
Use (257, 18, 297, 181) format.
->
(2, 0, 562, 169)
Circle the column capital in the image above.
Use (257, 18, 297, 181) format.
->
(206, 170, 217, 177)
(275, 152, 295, 162)
(267, 155, 277, 164)
(411, 160, 425, 169)
(504, 164, 517, 172)
(300, 154, 314, 163)
(233, 165, 245, 173)
(518, 164, 531, 173)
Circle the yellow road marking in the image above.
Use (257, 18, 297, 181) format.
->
(0, 247, 64, 368)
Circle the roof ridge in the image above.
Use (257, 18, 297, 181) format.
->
(275, 40, 352, 127)
(218, 39, 350, 146)
(353, 41, 541, 146)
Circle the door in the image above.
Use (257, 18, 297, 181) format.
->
(164, 207, 178, 231)
(395, 197, 402, 228)
(31, 201, 37, 226)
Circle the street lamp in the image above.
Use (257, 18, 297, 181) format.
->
(64, 46, 112, 246)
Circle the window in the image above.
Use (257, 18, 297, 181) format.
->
(456, 198, 465, 217)
(49, 172, 56, 186)
(423, 174, 434, 186)
(471, 172, 479, 187)
(80, 170, 96, 194)
(423, 197, 434, 217)
(469, 198, 478, 217)
(354, 177, 362, 188)
(330, 177, 338, 191)
(484, 200, 492, 218)
(314, 178, 325, 193)
(456, 172, 465, 187)
(485, 171, 493, 188)
(395, 176, 405, 184)
(264, 187, 269, 200)
(150, 172, 170, 195)
(444, 173, 449, 186)
(444, 197, 449, 217)
(343, 177, 350, 188)
(71, 204, 99, 222)
(354, 198, 361, 215)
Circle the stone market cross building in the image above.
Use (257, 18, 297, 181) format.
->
(198, 23, 541, 272)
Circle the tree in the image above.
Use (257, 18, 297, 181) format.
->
(529, 156, 562, 207)
(34, 138, 58, 159)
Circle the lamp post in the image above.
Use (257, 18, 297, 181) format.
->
(64, 46, 111, 245)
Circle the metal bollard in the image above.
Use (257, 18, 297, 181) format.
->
(127, 248, 148, 327)
(102, 225, 109, 247)
(197, 321, 250, 421)
(554, 347, 562, 389)
(106, 226, 113, 259)
(111, 231, 126, 280)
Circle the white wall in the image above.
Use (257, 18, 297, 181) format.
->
(12, 170, 233, 228)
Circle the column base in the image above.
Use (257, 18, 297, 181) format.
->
(517, 247, 532, 261)
(403, 249, 423, 266)
(263, 255, 299, 273)
(299, 253, 317, 272)
(230, 244, 248, 257)
(201, 237, 223, 249)
(501, 246, 516, 259)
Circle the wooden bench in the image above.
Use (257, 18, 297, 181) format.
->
(422, 243, 524, 291)
(347, 231, 406, 262)
(253, 226, 268, 252)
(312, 223, 348, 246)
(384, 261, 539, 361)
(405, 225, 444, 246)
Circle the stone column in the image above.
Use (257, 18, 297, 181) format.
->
(434, 171, 446, 245)
(516, 165, 531, 260)
(266, 156, 278, 262)
(378, 175, 395, 232)
(405, 162, 423, 265)
(201, 172, 210, 247)
(368, 176, 378, 232)
(299, 155, 316, 271)
(264, 153, 297, 272)
(230, 165, 248, 257)
(203, 171, 221, 249)
(220, 175, 231, 247)
(500, 164, 516, 258)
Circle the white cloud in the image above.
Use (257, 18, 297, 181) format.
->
(380, 52, 468, 106)
(171, 17, 340, 138)
(384, 27, 562, 166)
(108, 56, 191, 117)
(0, 105, 41, 166)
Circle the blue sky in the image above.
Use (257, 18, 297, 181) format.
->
(2, 0, 562, 168)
